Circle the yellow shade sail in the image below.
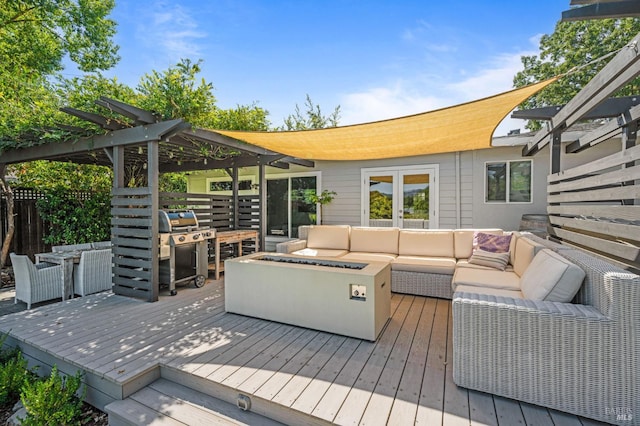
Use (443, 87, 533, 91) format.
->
(211, 78, 557, 161)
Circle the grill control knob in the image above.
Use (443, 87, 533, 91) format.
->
(193, 234, 200, 240)
(178, 236, 186, 242)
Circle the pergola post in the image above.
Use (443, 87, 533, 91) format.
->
(550, 130, 562, 174)
(258, 157, 267, 251)
(148, 141, 160, 302)
(232, 166, 239, 230)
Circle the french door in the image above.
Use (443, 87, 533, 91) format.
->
(362, 165, 438, 229)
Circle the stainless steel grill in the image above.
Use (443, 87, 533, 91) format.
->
(158, 209, 216, 295)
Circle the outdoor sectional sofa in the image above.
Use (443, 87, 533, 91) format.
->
(276, 225, 556, 300)
(277, 225, 640, 425)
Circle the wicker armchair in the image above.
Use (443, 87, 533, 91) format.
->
(10, 253, 64, 309)
(52, 243, 92, 252)
(91, 241, 112, 249)
(73, 249, 113, 296)
(452, 247, 640, 425)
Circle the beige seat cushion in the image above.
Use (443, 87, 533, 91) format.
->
(452, 267, 521, 291)
(306, 225, 350, 250)
(292, 248, 349, 257)
(454, 284, 524, 299)
(398, 230, 454, 257)
(340, 252, 397, 263)
(520, 249, 585, 302)
(453, 228, 503, 259)
(512, 237, 545, 277)
(349, 227, 399, 254)
(392, 255, 456, 274)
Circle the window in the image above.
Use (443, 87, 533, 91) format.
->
(206, 177, 255, 195)
(485, 160, 532, 203)
(209, 179, 253, 192)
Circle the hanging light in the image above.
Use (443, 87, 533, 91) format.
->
(138, 146, 143, 155)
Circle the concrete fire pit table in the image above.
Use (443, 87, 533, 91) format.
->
(224, 253, 391, 341)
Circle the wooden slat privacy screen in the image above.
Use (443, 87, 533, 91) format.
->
(111, 187, 155, 300)
(548, 144, 640, 270)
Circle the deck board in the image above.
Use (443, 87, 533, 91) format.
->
(0, 280, 611, 426)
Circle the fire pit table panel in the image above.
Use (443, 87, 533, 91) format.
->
(224, 253, 391, 341)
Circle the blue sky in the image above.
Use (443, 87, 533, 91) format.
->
(96, 0, 569, 135)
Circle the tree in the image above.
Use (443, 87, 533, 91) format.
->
(281, 95, 341, 130)
(513, 18, 640, 129)
(0, 0, 119, 266)
(0, 0, 119, 75)
(137, 59, 217, 127)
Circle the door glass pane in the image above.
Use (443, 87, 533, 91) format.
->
(369, 175, 394, 227)
(291, 176, 317, 238)
(509, 161, 532, 202)
(403, 173, 429, 229)
(267, 179, 288, 236)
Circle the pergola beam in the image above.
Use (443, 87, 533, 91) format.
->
(0, 119, 187, 165)
(563, 1, 640, 21)
(60, 107, 130, 131)
(566, 103, 640, 153)
(523, 31, 640, 156)
(96, 97, 158, 125)
(184, 128, 276, 156)
(159, 153, 287, 173)
(511, 95, 640, 120)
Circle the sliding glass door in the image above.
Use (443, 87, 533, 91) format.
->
(267, 174, 319, 238)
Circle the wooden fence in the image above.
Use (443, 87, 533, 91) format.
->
(1, 189, 260, 264)
(548, 144, 640, 271)
(0, 188, 94, 260)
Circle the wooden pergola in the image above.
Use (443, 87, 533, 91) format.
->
(0, 99, 314, 301)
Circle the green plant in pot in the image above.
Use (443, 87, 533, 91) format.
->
(306, 190, 336, 224)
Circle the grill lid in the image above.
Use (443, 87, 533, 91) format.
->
(159, 209, 199, 233)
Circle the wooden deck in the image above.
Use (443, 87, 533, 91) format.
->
(0, 280, 609, 425)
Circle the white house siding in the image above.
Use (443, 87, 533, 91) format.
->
(470, 147, 549, 231)
(310, 153, 458, 228)
(185, 138, 621, 232)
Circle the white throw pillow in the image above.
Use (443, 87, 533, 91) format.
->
(520, 250, 585, 302)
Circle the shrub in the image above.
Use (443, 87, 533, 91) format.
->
(0, 352, 30, 405)
(0, 331, 20, 364)
(20, 365, 85, 426)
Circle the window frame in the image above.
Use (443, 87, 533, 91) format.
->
(484, 159, 533, 204)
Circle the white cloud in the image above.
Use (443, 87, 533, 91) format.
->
(340, 45, 540, 135)
(137, 2, 207, 62)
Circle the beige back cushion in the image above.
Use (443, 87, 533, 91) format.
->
(512, 237, 545, 277)
(350, 227, 399, 254)
(453, 229, 503, 259)
(520, 250, 585, 302)
(399, 230, 454, 257)
(306, 225, 350, 250)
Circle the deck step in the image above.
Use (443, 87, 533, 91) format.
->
(105, 378, 283, 426)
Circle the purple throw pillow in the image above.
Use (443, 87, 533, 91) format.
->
(473, 232, 512, 253)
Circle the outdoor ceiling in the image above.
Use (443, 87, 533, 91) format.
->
(209, 78, 558, 161)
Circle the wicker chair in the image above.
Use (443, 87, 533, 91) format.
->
(52, 243, 92, 252)
(10, 253, 64, 309)
(452, 247, 640, 425)
(73, 249, 113, 296)
(91, 241, 112, 249)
